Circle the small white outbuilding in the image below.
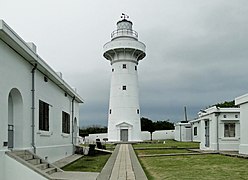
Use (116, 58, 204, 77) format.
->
(174, 122, 192, 142)
(195, 106, 240, 151)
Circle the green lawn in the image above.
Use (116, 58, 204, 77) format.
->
(139, 154, 248, 180)
(134, 140, 248, 180)
(105, 143, 116, 151)
(62, 154, 110, 172)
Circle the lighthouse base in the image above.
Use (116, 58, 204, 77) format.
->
(107, 121, 142, 142)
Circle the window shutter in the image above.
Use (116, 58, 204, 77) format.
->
(39, 101, 43, 130)
(44, 103, 49, 131)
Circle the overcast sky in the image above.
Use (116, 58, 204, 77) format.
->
(1, 0, 248, 127)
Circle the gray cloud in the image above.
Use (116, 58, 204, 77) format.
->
(1, 0, 248, 126)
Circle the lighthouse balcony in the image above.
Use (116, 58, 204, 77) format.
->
(111, 29, 138, 40)
(103, 40, 146, 53)
(103, 40, 146, 61)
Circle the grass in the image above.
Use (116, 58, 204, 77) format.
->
(139, 154, 248, 180)
(105, 143, 116, 151)
(62, 154, 110, 172)
(134, 140, 248, 180)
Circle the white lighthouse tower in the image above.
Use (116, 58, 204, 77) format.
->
(103, 14, 146, 142)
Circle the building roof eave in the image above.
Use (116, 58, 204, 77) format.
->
(0, 20, 84, 103)
(235, 93, 248, 106)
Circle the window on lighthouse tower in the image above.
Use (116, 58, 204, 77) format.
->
(122, 86, 127, 90)
(123, 64, 127, 69)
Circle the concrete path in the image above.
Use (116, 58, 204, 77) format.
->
(97, 144, 148, 180)
(110, 144, 135, 180)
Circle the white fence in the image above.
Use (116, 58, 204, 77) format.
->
(141, 130, 175, 140)
(83, 130, 175, 144)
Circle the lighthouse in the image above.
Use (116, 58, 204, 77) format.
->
(103, 14, 146, 142)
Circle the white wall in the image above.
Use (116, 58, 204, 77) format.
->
(235, 94, 248, 154)
(239, 103, 248, 154)
(174, 125, 180, 141)
(0, 39, 33, 152)
(35, 69, 80, 162)
(85, 130, 175, 143)
(5, 154, 47, 180)
(191, 122, 201, 142)
(0, 151, 6, 179)
(141, 130, 175, 140)
(86, 133, 108, 144)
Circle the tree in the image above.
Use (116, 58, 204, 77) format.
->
(214, 100, 238, 108)
(148, 123, 156, 141)
(141, 117, 156, 141)
(154, 120, 174, 130)
(141, 117, 175, 141)
(79, 125, 107, 137)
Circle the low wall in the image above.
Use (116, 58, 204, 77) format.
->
(85, 133, 108, 144)
(84, 130, 175, 143)
(36, 144, 73, 163)
(5, 154, 47, 180)
(141, 130, 175, 140)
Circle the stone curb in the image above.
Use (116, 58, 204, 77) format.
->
(96, 144, 120, 180)
(128, 144, 148, 180)
(138, 152, 219, 157)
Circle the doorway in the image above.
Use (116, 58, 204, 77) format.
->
(205, 120, 210, 147)
(120, 129, 128, 141)
(8, 88, 23, 149)
(73, 117, 78, 144)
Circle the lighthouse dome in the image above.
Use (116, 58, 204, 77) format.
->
(111, 19, 138, 40)
(117, 19, 133, 30)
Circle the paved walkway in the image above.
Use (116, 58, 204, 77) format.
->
(97, 144, 147, 180)
(110, 144, 135, 180)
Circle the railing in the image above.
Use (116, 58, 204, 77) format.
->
(111, 29, 138, 39)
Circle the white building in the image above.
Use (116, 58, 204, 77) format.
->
(0, 20, 83, 178)
(190, 119, 201, 142)
(103, 16, 146, 142)
(195, 106, 240, 151)
(235, 93, 248, 155)
(174, 122, 192, 142)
